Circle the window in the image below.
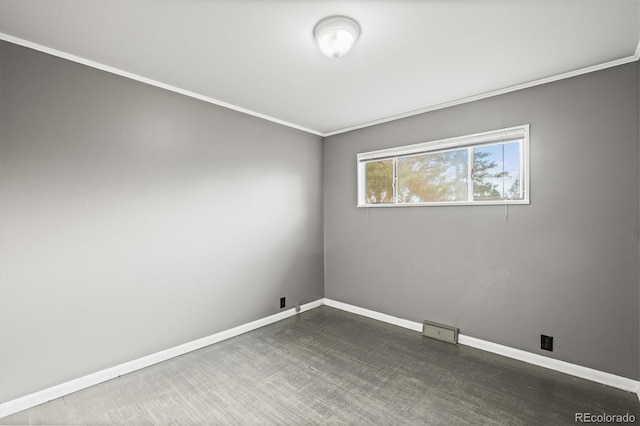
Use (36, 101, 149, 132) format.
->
(357, 125, 529, 207)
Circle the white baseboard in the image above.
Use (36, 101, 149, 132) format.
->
(323, 298, 640, 397)
(3, 297, 639, 418)
(0, 299, 323, 418)
(323, 299, 424, 332)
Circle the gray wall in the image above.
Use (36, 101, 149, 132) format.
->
(0, 41, 324, 403)
(324, 63, 640, 380)
(1, 39, 638, 406)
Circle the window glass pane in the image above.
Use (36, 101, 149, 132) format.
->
(397, 149, 468, 203)
(472, 142, 521, 200)
(365, 160, 394, 204)
(357, 125, 528, 207)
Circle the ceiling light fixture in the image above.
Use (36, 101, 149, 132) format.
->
(313, 16, 361, 58)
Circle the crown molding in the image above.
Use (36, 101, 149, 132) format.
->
(0, 32, 324, 137)
(323, 53, 640, 137)
(1, 32, 639, 139)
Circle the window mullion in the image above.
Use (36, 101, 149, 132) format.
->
(467, 146, 474, 202)
(393, 158, 398, 204)
(519, 140, 525, 199)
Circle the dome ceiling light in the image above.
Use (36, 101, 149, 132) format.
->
(313, 16, 361, 58)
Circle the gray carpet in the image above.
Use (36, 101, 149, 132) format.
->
(2, 305, 638, 425)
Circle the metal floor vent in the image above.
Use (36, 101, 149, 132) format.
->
(422, 320, 458, 344)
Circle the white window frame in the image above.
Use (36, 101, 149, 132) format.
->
(357, 125, 530, 207)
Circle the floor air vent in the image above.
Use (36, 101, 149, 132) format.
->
(422, 320, 458, 344)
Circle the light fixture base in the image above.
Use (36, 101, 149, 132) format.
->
(313, 16, 361, 58)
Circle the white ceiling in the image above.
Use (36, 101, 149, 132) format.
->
(0, 0, 639, 136)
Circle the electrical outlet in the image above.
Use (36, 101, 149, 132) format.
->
(541, 335, 553, 351)
(280, 297, 286, 309)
